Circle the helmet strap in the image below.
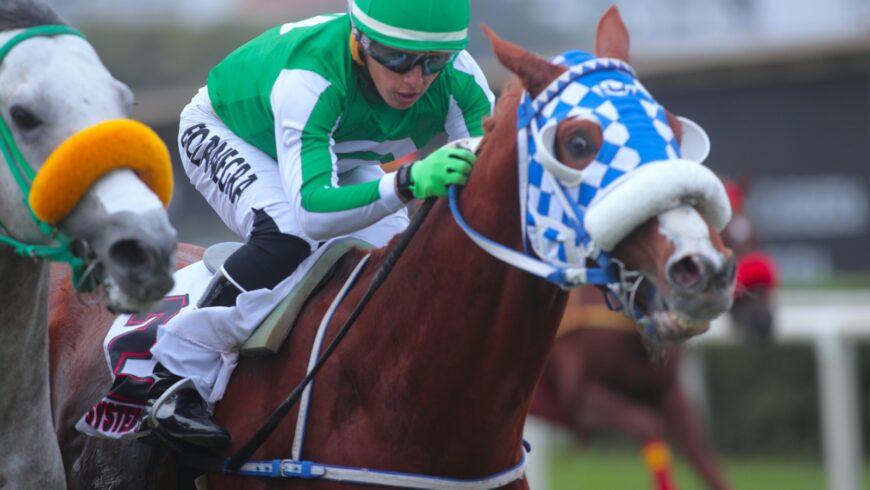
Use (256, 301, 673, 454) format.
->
(349, 29, 365, 66)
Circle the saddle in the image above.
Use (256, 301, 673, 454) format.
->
(202, 237, 374, 357)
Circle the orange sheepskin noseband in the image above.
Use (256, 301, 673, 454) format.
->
(29, 119, 173, 224)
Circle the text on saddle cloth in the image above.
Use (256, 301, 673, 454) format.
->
(76, 238, 364, 440)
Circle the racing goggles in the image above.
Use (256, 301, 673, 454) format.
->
(359, 35, 457, 75)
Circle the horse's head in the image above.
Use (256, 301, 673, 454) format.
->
(480, 6, 735, 343)
(0, 1, 176, 312)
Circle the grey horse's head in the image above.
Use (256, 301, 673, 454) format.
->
(0, 0, 176, 312)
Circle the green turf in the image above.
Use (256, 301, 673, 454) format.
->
(549, 445, 867, 490)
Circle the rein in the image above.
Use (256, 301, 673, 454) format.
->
(178, 55, 690, 485)
(180, 60, 658, 482)
(202, 199, 444, 470)
(446, 137, 621, 287)
(180, 193, 534, 487)
(0, 25, 91, 289)
(179, 170, 538, 487)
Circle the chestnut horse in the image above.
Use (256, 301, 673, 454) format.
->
(528, 179, 778, 490)
(0, 1, 176, 487)
(51, 7, 735, 489)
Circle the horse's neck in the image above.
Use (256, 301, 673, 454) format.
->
(0, 251, 51, 385)
(360, 114, 567, 468)
(0, 251, 66, 486)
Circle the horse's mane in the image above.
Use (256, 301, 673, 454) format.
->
(0, 0, 67, 32)
(479, 76, 525, 154)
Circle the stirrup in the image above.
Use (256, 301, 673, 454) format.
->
(144, 377, 197, 430)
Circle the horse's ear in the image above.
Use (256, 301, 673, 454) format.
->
(595, 5, 630, 62)
(482, 24, 565, 98)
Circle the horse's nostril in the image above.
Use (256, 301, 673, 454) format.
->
(668, 254, 707, 291)
(108, 239, 150, 270)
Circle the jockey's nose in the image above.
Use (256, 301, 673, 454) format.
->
(402, 65, 425, 85)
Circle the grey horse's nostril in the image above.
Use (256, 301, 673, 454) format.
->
(668, 254, 710, 291)
(108, 239, 151, 270)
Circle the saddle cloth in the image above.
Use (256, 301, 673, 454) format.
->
(76, 237, 366, 440)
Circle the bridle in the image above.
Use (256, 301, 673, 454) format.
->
(448, 56, 665, 322)
(0, 25, 95, 290)
(0, 25, 173, 294)
(449, 51, 727, 333)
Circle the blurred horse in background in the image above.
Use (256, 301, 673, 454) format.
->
(723, 178, 778, 342)
(51, 6, 736, 489)
(528, 178, 778, 490)
(0, 0, 176, 487)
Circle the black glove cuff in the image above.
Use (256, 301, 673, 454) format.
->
(396, 163, 415, 201)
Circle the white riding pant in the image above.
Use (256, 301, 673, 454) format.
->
(150, 88, 408, 402)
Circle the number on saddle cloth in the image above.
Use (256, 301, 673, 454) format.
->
(76, 236, 373, 440)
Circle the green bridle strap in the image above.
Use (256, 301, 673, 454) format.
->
(0, 24, 84, 62)
(0, 25, 90, 290)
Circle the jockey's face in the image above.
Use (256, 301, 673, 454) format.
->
(366, 53, 438, 110)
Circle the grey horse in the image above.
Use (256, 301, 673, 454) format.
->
(0, 1, 177, 488)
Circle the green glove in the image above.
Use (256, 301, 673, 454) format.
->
(409, 147, 477, 199)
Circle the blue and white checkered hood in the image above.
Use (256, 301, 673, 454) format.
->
(517, 50, 730, 265)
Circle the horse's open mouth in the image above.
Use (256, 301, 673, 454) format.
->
(648, 309, 711, 342)
(630, 281, 716, 343)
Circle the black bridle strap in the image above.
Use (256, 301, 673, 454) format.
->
(223, 198, 437, 472)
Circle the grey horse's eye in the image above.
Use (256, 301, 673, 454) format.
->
(9, 105, 42, 131)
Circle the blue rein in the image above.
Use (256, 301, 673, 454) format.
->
(447, 185, 618, 287)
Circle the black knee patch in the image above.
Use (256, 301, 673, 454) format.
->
(222, 209, 312, 291)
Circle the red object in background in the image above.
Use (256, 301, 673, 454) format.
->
(735, 252, 779, 297)
(724, 180, 744, 214)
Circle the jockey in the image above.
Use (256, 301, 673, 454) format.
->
(143, 0, 494, 449)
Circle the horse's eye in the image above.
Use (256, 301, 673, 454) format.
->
(9, 105, 42, 131)
(566, 133, 591, 157)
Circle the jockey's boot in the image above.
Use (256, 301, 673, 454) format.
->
(141, 269, 242, 449)
(142, 363, 231, 450)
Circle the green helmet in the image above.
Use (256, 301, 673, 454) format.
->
(349, 0, 469, 52)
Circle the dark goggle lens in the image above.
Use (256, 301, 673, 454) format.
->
(363, 37, 455, 75)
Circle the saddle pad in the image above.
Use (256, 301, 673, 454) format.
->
(76, 237, 372, 440)
(241, 237, 373, 357)
(76, 260, 211, 440)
